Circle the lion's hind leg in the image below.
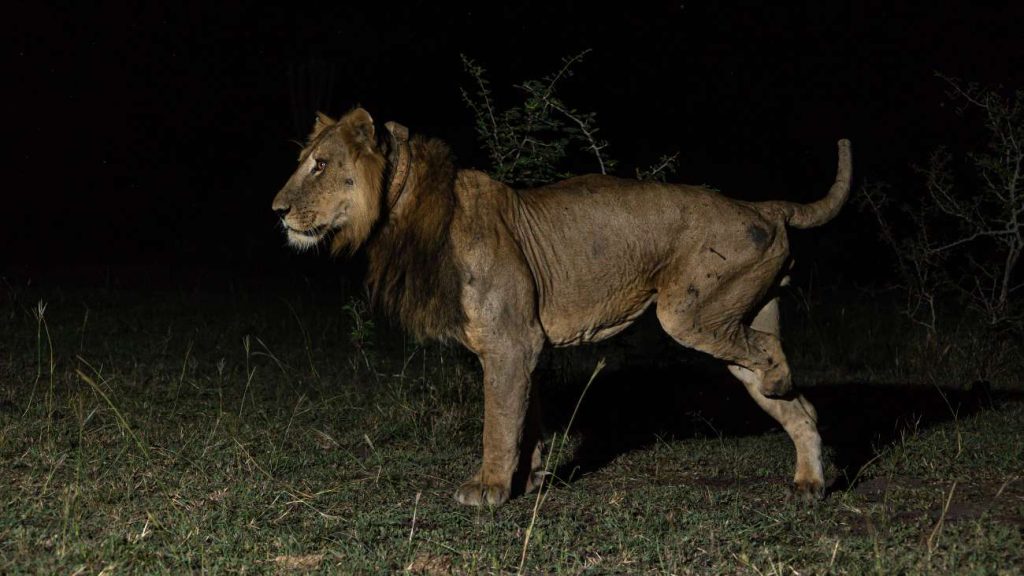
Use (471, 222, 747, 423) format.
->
(656, 277, 824, 500)
(655, 276, 793, 398)
(727, 297, 825, 501)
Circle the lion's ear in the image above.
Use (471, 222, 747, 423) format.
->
(384, 121, 409, 145)
(309, 111, 336, 142)
(344, 107, 376, 147)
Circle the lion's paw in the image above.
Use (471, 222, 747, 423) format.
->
(789, 479, 825, 503)
(454, 481, 510, 507)
(524, 469, 548, 494)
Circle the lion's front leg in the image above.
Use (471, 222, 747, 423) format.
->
(455, 349, 540, 507)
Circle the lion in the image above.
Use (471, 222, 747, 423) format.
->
(273, 108, 852, 506)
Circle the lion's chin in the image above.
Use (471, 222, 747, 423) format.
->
(285, 227, 327, 251)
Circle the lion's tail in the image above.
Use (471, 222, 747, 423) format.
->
(765, 139, 852, 229)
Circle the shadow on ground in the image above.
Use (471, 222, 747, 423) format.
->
(534, 317, 1018, 493)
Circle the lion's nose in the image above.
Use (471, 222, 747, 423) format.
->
(272, 198, 291, 219)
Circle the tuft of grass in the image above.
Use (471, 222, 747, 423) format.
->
(75, 367, 150, 461)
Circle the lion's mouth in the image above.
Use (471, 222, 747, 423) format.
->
(283, 224, 329, 249)
(289, 224, 326, 238)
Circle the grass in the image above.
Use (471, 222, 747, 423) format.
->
(1, 279, 1021, 574)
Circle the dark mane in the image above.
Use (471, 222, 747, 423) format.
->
(363, 136, 466, 343)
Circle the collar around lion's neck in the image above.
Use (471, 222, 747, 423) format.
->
(385, 121, 412, 211)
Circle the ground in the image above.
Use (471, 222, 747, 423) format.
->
(1, 278, 1021, 574)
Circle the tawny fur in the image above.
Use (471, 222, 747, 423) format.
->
(273, 108, 852, 507)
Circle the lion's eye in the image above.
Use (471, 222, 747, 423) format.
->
(313, 159, 327, 173)
(344, 178, 355, 186)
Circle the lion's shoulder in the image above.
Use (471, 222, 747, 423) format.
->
(453, 169, 515, 210)
(455, 169, 502, 190)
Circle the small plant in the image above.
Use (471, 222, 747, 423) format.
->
(26, 299, 56, 422)
(860, 179, 947, 334)
(343, 297, 377, 374)
(239, 335, 256, 418)
(76, 366, 149, 461)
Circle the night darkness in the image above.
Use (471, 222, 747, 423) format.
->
(7, 1, 1023, 284)
(5, 4, 1024, 568)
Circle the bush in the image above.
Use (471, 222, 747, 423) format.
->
(861, 76, 1022, 334)
(461, 51, 677, 187)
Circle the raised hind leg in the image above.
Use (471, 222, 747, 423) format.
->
(728, 296, 824, 500)
(656, 276, 793, 398)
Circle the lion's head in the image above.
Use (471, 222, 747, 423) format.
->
(272, 108, 388, 254)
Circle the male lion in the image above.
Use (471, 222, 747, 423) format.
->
(273, 108, 852, 506)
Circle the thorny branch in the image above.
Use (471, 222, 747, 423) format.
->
(863, 76, 1022, 329)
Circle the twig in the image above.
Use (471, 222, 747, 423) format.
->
(519, 359, 605, 574)
(926, 481, 958, 555)
(408, 491, 422, 543)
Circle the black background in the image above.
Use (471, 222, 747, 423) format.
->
(8, 1, 1022, 286)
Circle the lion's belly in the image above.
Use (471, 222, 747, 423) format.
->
(539, 287, 657, 347)
(520, 217, 668, 347)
